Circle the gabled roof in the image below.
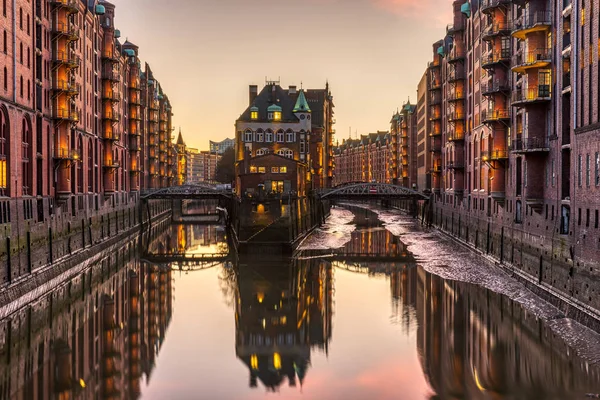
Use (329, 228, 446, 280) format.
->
(238, 84, 299, 123)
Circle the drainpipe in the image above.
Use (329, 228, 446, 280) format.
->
(12, 0, 16, 102)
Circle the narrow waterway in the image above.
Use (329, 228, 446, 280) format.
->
(1, 205, 600, 399)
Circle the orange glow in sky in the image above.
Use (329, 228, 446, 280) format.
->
(111, 0, 452, 150)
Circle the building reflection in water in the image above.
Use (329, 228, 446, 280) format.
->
(145, 222, 228, 256)
(0, 236, 173, 399)
(234, 256, 333, 391)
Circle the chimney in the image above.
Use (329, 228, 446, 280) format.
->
(249, 85, 258, 105)
(288, 86, 297, 95)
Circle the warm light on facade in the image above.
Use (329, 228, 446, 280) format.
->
(257, 292, 264, 303)
(273, 111, 282, 121)
(273, 353, 282, 370)
(0, 160, 6, 189)
(251, 111, 258, 120)
(250, 355, 258, 370)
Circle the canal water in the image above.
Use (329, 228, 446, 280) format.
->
(1, 205, 600, 399)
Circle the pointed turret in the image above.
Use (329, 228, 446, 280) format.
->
(176, 128, 185, 146)
(293, 90, 311, 113)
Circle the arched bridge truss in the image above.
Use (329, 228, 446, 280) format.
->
(141, 184, 232, 200)
(318, 183, 429, 200)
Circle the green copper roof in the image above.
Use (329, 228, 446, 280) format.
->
(250, 106, 258, 111)
(123, 49, 135, 57)
(460, 2, 471, 17)
(95, 4, 105, 15)
(293, 90, 311, 113)
(267, 104, 282, 112)
(437, 46, 445, 57)
(114, 29, 121, 39)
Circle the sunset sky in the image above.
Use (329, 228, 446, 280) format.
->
(110, 0, 452, 150)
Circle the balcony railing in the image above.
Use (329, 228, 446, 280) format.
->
(102, 51, 120, 63)
(511, 137, 550, 153)
(429, 96, 442, 106)
(447, 161, 464, 169)
(54, 147, 80, 160)
(103, 131, 120, 141)
(512, 48, 551, 72)
(481, 79, 510, 95)
(448, 69, 465, 82)
(482, 50, 511, 68)
(52, 108, 79, 122)
(103, 111, 121, 122)
(482, 22, 511, 40)
(52, 51, 80, 68)
(512, 11, 552, 38)
(430, 164, 443, 173)
(103, 160, 120, 169)
(102, 71, 120, 82)
(429, 80, 442, 90)
(481, 150, 509, 161)
(481, 109, 510, 122)
(103, 91, 120, 102)
(447, 22, 465, 34)
(480, 0, 511, 13)
(51, 22, 79, 40)
(447, 111, 466, 121)
(428, 60, 441, 69)
(51, 80, 80, 94)
(448, 91, 465, 102)
(447, 131, 465, 142)
(511, 86, 551, 106)
(448, 49, 466, 63)
(49, 0, 78, 12)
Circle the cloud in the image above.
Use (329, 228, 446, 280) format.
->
(370, 0, 453, 25)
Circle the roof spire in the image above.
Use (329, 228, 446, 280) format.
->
(293, 90, 311, 113)
(176, 128, 185, 146)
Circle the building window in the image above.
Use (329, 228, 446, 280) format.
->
(251, 110, 258, 120)
(271, 167, 279, 173)
(88, 141, 93, 192)
(256, 148, 269, 156)
(273, 111, 282, 121)
(21, 118, 32, 196)
(19, 8, 22, 30)
(265, 130, 273, 142)
(277, 149, 293, 159)
(0, 107, 8, 196)
(256, 131, 264, 142)
(250, 166, 257, 173)
(578, 154, 582, 187)
(286, 130, 294, 142)
(271, 181, 283, 193)
(594, 152, 600, 186)
(586, 154, 591, 187)
(244, 130, 252, 142)
(258, 167, 266, 173)
(276, 130, 284, 143)
(280, 166, 287, 173)
(3, 31, 6, 53)
(2, 67, 6, 91)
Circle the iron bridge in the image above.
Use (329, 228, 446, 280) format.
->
(318, 183, 428, 200)
(141, 184, 232, 200)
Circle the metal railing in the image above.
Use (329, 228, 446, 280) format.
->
(512, 11, 553, 33)
(512, 86, 551, 104)
(512, 48, 551, 69)
(512, 137, 550, 152)
(481, 108, 510, 122)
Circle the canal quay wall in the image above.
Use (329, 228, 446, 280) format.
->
(231, 196, 331, 255)
(391, 198, 600, 332)
(0, 194, 172, 312)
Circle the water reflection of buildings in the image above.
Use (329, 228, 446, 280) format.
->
(234, 258, 333, 391)
(0, 239, 173, 399)
(146, 221, 228, 256)
(412, 269, 600, 398)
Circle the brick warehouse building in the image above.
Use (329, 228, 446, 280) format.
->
(0, 1, 181, 280)
(416, 0, 600, 321)
(235, 81, 335, 196)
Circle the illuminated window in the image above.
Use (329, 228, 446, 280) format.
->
(250, 166, 257, 173)
(0, 108, 7, 195)
(258, 166, 266, 173)
(250, 109, 258, 120)
(271, 167, 279, 173)
(271, 181, 283, 193)
(250, 355, 258, 370)
(280, 166, 287, 173)
(273, 111, 282, 121)
(273, 353, 281, 370)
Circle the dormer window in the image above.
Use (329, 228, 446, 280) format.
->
(273, 111, 282, 121)
(267, 104, 282, 121)
(250, 106, 259, 120)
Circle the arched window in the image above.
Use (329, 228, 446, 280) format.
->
(0, 107, 9, 196)
(285, 129, 294, 143)
(27, 47, 30, 68)
(3, 30, 6, 53)
(276, 130, 284, 143)
(265, 129, 273, 143)
(277, 148, 293, 159)
(27, 80, 30, 100)
(256, 130, 264, 142)
(256, 148, 269, 156)
(3, 67, 6, 91)
(19, 42, 22, 64)
(19, 8, 22, 30)
(2, 0, 6, 17)
(244, 129, 252, 142)
(19, 76, 23, 97)
(87, 140, 93, 192)
(21, 117, 32, 196)
(26, 14, 30, 36)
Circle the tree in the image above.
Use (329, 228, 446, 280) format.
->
(215, 147, 235, 184)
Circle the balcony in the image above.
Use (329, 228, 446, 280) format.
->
(429, 112, 442, 121)
(103, 160, 120, 169)
(448, 69, 465, 82)
(103, 91, 120, 102)
(102, 71, 120, 82)
(429, 96, 442, 106)
(512, 48, 551, 73)
(429, 80, 442, 90)
(481, 79, 510, 96)
(159, 114, 168, 122)
(447, 22, 465, 35)
(481, 150, 509, 161)
(511, 137, 550, 154)
(430, 141, 442, 153)
(481, 50, 510, 69)
(129, 140, 141, 151)
(130, 94, 142, 105)
(512, 11, 552, 40)
(447, 131, 465, 142)
(52, 51, 80, 68)
(448, 49, 466, 64)
(129, 81, 142, 91)
(51, 22, 79, 41)
(103, 131, 120, 141)
(447, 161, 464, 169)
(54, 147, 80, 160)
(50, 0, 79, 13)
(429, 127, 442, 137)
(511, 86, 551, 107)
(129, 113, 143, 121)
(103, 111, 120, 122)
(481, 109, 510, 123)
(448, 91, 465, 102)
(428, 61, 441, 69)
(51, 80, 80, 95)
(102, 51, 120, 64)
(447, 111, 466, 122)
(430, 165, 442, 174)
(480, 0, 511, 13)
(482, 22, 511, 41)
(52, 108, 79, 122)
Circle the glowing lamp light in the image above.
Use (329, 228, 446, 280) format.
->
(273, 353, 282, 370)
(250, 355, 258, 370)
(80, 379, 86, 388)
